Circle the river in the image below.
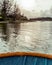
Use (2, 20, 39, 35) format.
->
(0, 21, 52, 54)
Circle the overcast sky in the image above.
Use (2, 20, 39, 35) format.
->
(14, 0, 52, 18)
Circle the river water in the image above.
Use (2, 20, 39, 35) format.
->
(0, 21, 52, 54)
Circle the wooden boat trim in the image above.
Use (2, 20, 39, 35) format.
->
(0, 52, 52, 59)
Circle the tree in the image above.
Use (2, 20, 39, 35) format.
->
(1, 0, 12, 20)
(14, 4, 21, 19)
(10, 3, 21, 21)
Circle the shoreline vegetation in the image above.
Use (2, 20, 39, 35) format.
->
(0, 17, 52, 22)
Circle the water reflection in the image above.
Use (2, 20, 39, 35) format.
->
(0, 21, 52, 54)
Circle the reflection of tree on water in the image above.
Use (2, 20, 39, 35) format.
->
(0, 21, 21, 52)
(7, 22, 20, 51)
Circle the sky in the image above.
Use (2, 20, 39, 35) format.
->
(0, 0, 52, 18)
(14, 0, 52, 18)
